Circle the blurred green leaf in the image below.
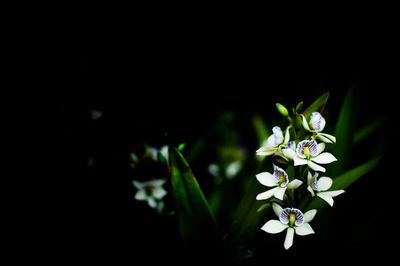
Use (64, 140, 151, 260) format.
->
(252, 114, 269, 146)
(186, 138, 206, 163)
(354, 118, 385, 143)
(330, 87, 357, 177)
(169, 147, 219, 245)
(225, 160, 271, 246)
(296, 101, 304, 112)
(302, 91, 330, 118)
(306, 156, 381, 210)
(331, 156, 381, 190)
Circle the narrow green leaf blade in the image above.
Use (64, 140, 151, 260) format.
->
(225, 160, 272, 245)
(226, 177, 271, 245)
(331, 156, 381, 190)
(330, 87, 357, 177)
(302, 91, 330, 118)
(252, 114, 269, 146)
(354, 117, 385, 144)
(169, 147, 219, 244)
(306, 156, 381, 210)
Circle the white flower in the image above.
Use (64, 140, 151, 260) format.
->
(133, 179, 167, 208)
(256, 166, 303, 201)
(146, 145, 169, 161)
(301, 112, 336, 143)
(256, 126, 291, 159)
(225, 161, 243, 179)
(261, 203, 317, 250)
(307, 171, 345, 206)
(282, 140, 337, 172)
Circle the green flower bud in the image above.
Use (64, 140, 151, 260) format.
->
(276, 103, 289, 117)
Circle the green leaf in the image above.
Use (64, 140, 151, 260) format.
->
(331, 156, 381, 190)
(302, 91, 330, 118)
(329, 87, 357, 177)
(225, 159, 272, 246)
(252, 114, 269, 146)
(169, 147, 219, 245)
(306, 156, 381, 210)
(354, 118, 385, 144)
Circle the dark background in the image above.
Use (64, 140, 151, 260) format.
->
(66, 44, 393, 263)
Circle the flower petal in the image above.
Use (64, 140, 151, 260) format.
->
(132, 181, 143, 189)
(303, 209, 317, 223)
(309, 112, 326, 132)
(307, 161, 326, 172)
(307, 186, 315, 197)
(307, 171, 313, 184)
(265, 134, 277, 147)
(149, 179, 167, 187)
(316, 193, 334, 206)
(322, 190, 345, 197)
(318, 190, 346, 207)
(256, 142, 276, 155)
(153, 187, 167, 199)
(272, 126, 284, 146)
(316, 176, 333, 191)
(256, 172, 276, 187)
(312, 153, 337, 164)
(319, 133, 336, 143)
(284, 228, 295, 250)
(256, 145, 276, 156)
(274, 187, 287, 200)
(135, 190, 146, 200)
(316, 142, 325, 155)
(295, 223, 315, 235)
(301, 114, 311, 131)
(256, 151, 276, 156)
(147, 198, 157, 208)
(256, 187, 278, 200)
(282, 148, 296, 160)
(316, 134, 333, 144)
(287, 179, 303, 189)
(294, 157, 308, 166)
(272, 203, 283, 217)
(160, 146, 169, 161)
(261, 220, 288, 234)
(284, 126, 291, 144)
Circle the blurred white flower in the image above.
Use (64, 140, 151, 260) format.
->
(133, 179, 167, 209)
(256, 126, 291, 159)
(301, 112, 336, 143)
(160, 146, 169, 161)
(225, 161, 243, 179)
(261, 203, 317, 250)
(283, 140, 337, 172)
(307, 172, 345, 206)
(146, 145, 169, 161)
(256, 166, 303, 201)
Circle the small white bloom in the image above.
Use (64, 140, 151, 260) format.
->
(307, 172, 345, 206)
(261, 203, 317, 250)
(282, 140, 337, 172)
(225, 161, 243, 179)
(160, 146, 169, 161)
(256, 166, 303, 201)
(133, 179, 167, 209)
(301, 112, 336, 143)
(256, 126, 291, 159)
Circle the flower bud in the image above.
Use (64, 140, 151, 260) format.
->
(276, 103, 289, 117)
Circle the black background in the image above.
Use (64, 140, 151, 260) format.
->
(69, 34, 394, 263)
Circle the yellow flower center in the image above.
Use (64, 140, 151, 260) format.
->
(289, 213, 296, 227)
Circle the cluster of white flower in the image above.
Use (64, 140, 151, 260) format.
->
(256, 109, 344, 250)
